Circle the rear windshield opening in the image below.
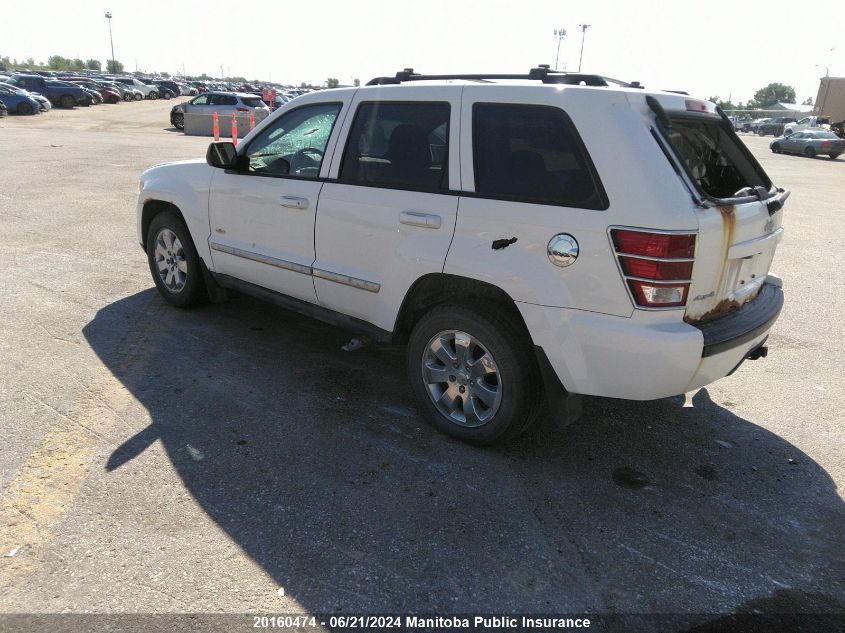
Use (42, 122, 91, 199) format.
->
(665, 116, 771, 200)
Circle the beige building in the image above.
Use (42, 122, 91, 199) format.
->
(815, 77, 845, 121)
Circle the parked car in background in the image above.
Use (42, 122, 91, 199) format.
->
(150, 79, 181, 99)
(31, 92, 51, 111)
(62, 78, 123, 104)
(757, 117, 796, 136)
(113, 76, 159, 99)
(47, 80, 93, 106)
(6, 73, 85, 108)
(169, 91, 269, 129)
(742, 117, 770, 133)
(771, 130, 844, 159)
(0, 83, 42, 115)
(100, 81, 133, 101)
(783, 115, 830, 136)
(0, 83, 49, 113)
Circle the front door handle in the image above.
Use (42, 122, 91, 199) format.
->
(399, 211, 441, 229)
(280, 196, 309, 210)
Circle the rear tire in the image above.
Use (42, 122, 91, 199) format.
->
(407, 303, 544, 445)
(804, 146, 816, 158)
(60, 94, 75, 109)
(149, 91, 159, 100)
(146, 211, 205, 308)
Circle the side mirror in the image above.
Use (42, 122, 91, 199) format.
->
(206, 142, 239, 169)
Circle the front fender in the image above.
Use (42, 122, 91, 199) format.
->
(137, 160, 214, 266)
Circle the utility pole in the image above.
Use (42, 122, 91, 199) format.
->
(577, 24, 591, 72)
(553, 28, 566, 71)
(105, 11, 115, 74)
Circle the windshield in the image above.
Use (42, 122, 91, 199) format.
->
(664, 116, 771, 199)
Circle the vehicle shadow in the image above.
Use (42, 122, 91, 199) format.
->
(83, 289, 844, 620)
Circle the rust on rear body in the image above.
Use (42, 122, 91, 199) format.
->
(684, 204, 739, 325)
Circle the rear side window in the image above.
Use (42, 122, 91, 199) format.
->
(241, 97, 264, 108)
(665, 117, 771, 199)
(472, 103, 607, 210)
(339, 101, 450, 192)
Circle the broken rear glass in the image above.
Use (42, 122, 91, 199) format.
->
(665, 117, 771, 200)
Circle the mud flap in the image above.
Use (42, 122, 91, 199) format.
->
(199, 257, 228, 303)
(534, 346, 583, 427)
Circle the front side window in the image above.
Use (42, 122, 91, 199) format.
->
(472, 103, 607, 209)
(245, 102, 341, 178)
(210, 94, 237, 106)
(191, 95, 210, 106)
(339, 101, 450, 191)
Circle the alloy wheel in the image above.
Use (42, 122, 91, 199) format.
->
(421, 330, 502, 427)
(154, 228, 188, 293)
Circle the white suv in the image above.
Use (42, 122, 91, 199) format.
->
(136, 67, 786, 445)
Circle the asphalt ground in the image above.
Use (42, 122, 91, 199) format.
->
(0, 101, 843, 630)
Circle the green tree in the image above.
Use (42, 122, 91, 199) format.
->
(86, 59, 102, 71)
(106, 59, 124, 73)
(326, 77, 339, 88)
(160, 71, 170, 78)
(26, 58, 35, 67)
(71, 58, 84, 70)
(707, 95, 737, 111)
(47, 55, 70, 70)
(748, 83, 796, 108)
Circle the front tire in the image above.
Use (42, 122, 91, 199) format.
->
(146, 211, 204, 308)
(407, 303, 543, 445)
(830, 154, 841, 160)
(771, 143, 781, 153)
(172, 112, 184, 130)
(17, 102, 33, 115)
(60, 94, 76, 109)
(149, 91, 159, 100)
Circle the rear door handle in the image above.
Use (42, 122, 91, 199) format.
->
(399, 211, 441, 229)
(280, 196, 309, 210)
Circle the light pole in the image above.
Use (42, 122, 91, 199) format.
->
(104, 11, 115, 74)
(553, 28, 566, 71)
(577, 24, 591, 72)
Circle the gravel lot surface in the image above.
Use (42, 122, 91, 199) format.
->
(0, 102, 842, 629)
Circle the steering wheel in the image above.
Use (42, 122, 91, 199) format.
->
(292, 147, 324, 162)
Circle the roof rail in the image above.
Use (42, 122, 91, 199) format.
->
(366, 66, 616, 87)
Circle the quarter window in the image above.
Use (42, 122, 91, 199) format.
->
(244, 102, 341, 178)
(339, 101, 450, 191)
(472, 103, 607, 209)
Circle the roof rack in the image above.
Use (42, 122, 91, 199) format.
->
(366, 65, 636, 87)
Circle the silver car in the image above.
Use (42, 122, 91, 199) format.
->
(169, 91, 269, 130)
(770, 129, 845, 160)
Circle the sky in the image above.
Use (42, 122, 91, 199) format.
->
(2, 0, 842, 104)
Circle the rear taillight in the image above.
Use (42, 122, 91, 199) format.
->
(611, 229, 696, 308)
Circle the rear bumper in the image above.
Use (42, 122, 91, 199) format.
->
(518, 278, 783, 400)
(690, 282, 783, 357)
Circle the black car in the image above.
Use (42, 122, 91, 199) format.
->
(150, 80, 180, 100)
(758, 117, 797, 137)
(0, 98, 8, 117)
